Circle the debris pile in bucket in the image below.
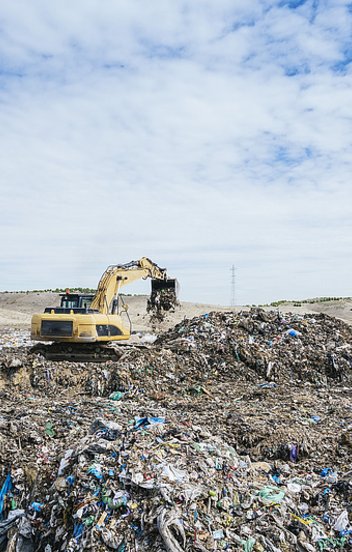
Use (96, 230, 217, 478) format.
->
(0, 309, 352, 551)
(147, 290, 178, 323)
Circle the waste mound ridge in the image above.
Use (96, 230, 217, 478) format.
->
(1, 309, 352, 400)
(156, 308, 352, 383)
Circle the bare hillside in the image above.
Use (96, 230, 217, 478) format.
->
(0, 292, 231, 331)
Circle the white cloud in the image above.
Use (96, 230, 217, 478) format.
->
(0, 0, 351, 304)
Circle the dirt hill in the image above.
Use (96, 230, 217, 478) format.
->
(0, 292, 231, 331)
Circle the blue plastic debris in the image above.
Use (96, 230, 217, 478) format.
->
(134, 416, 166, 430)
(31, 502, 44, 512)
(87, 465, 103, 480)
(271, 474, 281, 485)
(287, 328, 301, 337)
(73, 522, 84, 540)
(320, 468, 338, 484)
(289, 444, 298, 462)
(0, 474, 13, 516)
(66, 475, 75, 486)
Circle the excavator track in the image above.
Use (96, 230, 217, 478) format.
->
(29, 342, 148, 362)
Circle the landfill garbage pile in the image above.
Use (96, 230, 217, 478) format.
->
(0, 310, 352, 551)
(156, 309, 352, 384)
(0, 406, 351, 552)
(0, 329, 32, 350)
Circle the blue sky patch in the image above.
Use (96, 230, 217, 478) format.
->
(332, 47, 352, 73)
(285, 64, 310, 76)
(273, 146, 313, 166)
(279, 0, 308, 8)
(141, 41, 186, 60)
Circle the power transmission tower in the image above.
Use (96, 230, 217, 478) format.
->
(230, 265, 236, 307)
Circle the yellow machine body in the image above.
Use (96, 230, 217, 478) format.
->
(31, 312, 130, 343)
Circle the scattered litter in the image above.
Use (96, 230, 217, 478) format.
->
(0, 309, 352, 550)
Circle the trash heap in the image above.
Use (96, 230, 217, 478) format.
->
(156, 309, 352, 383)
(1, 409, 351, 551)
(0, 329, 32, 350)
(0, 309, 352, 551)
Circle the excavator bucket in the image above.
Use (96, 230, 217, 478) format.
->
(148, 278, 179, 316)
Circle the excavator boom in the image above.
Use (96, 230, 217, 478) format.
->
(91, 257, 167, 314)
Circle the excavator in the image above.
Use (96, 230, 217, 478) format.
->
(30, 258, 177, 361)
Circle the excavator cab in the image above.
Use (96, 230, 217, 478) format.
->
(44, 293, 96, 314)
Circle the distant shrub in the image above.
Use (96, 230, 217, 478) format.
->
(269, 296, 352, 307)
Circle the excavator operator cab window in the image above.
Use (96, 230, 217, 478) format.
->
(80, 296, 94, 310)
(96, 324, 123, 336)
(62, 299, 77, 308)
(60, 295, 80, 309)
(59, 294, 95, 311)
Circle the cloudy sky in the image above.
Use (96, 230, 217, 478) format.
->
(0, 0, 351, 304)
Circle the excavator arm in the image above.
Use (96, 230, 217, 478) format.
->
(90, 257, 167, 314)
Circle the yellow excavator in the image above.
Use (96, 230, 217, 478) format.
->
(31, 257, 177, 361)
